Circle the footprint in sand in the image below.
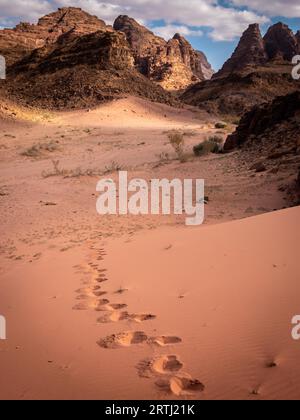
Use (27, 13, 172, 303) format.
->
(98, 331, 148, 349)
(97, 311, 156, 324)
(169, 375, 205, 397)
(73, 298, 110, 311)
(153, 355, 183, 374)
(95, 275, 109, 283)
(76, 291, 108, 299)
(96, 302, 128, 312)
(98, 332, 181, 348)
(150, 336, 182, 347)
(137, 355, 183, 378)
(75, 286, 102, 294)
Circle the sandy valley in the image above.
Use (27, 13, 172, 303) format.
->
(0, 96, 299, 400)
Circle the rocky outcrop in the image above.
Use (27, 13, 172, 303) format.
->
(224, 91, 300, 151)
(113, 15, 213, 90)
(1, 8, 212, 92)
(181, 69, 298, 116)
(214, 24, 267, 78)
(0, 7, 107, 65)
(4, 30, 177, 109)
(224, 91, 300, 204)
(264, 22, 299, 61)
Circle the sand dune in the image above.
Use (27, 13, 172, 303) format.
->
(0, 207, 299, 400)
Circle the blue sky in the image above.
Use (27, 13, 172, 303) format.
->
(0, 0, 300, 70)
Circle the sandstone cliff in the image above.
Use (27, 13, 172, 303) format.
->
(113, 15, 213, 90)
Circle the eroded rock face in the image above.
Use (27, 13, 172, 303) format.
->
(224, 91, 300, 204)
(0, 7, 107, 65)
(113, 15, 213, 90)
(215, 24, 267, 78)
(224, 91, 300, 151)
(4, 29, 177, 110)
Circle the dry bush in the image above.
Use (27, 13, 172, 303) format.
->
(21, 141, 59, 158)
(103, 161, 123, 175)
(168, 131, 186, 163)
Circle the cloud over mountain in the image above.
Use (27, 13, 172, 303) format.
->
(0, 0, 271, 41)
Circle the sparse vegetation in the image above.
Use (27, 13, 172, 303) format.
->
(193, 136, 223, 156)
(168, 131, 186, 163)
(103, 161, 123, 175)
(21, 141, 59, 158)
(42, 160, 97, 179)
(156, 152, 170, 163)
(42, 159, 124, 179)
(42, 160, 68, 178)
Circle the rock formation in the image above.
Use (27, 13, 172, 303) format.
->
(0, 7, 108, 66)
(113, 15, 213, 90)
(215, 22, 300, 79)
(224, 91, 300, 151)
(264, 22, 299, 61)
(0, 8, 213, 93)
(4, 29, 176, 109)
(214, 24, 267, 78)
(223, 91, 300, 204)
(182, 22, 300, 116)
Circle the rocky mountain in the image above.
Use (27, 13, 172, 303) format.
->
(0, 8, 213, 96)
(215, 22, 300, 79)
(182, 22, 300, 116)
(114, 15, 213, 90)
(0, 7, 108, 66)
(264, 22, 299, 62)
(214, 24, 267, 78)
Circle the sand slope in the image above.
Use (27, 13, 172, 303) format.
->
(0, 207, 299, 400)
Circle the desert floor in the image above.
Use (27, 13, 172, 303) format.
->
(0, 97, 299, 400)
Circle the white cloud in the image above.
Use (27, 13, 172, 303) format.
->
(0, 0, 271, 41)
(0, 0, 52, 22)
(153, 25, 203, 41)
(231, 0, 300, 18)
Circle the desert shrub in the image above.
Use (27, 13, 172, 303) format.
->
(209, 135, 224, 144)
(193, 137, 223, 156)
(168, 131, 186, 163)
(42, 160, 68, 178)
(22, 141, 59, 158)
(215, 122, 227, 129)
